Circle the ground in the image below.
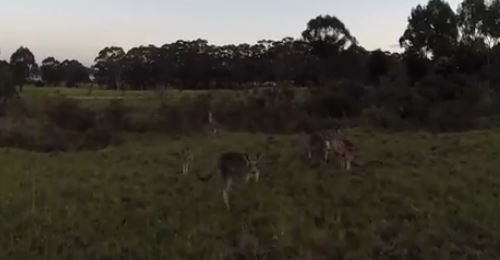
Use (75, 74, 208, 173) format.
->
(0, 87, 499, 259)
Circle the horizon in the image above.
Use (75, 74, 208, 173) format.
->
(0, 0, 461, 66)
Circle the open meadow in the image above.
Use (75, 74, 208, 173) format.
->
(6, 0, 500, 258)
(0, 87, 498, 259)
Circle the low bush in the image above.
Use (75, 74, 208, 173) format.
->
(0, 62, 17, 107)
(0, 117, 118, 152)
(361, 106, 406, 130)
(101, 99, 130, 130)
(0, 97, 119, 152)
(305, 81, 364, 119)
(44, 96, 96, 131)
(78, 125, 117, 150)
(124, 111, 154, 133)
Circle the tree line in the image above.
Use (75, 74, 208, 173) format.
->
(2, 0, 500, 92)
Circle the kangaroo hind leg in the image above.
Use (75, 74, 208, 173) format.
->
(222, 178, 233, 210)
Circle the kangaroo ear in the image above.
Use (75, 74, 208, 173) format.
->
(256, 152, 263, 162)
(244, 153, 251, 162)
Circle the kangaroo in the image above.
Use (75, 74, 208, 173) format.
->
(197, 152, 262, 210)
(307, 131, 330, 165)
(324, 129, 358, 171)
(180, 147, 194, 176)
(207, 111, 220, 136)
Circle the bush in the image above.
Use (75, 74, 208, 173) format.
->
(426, 101, 475, 132)
(0, 97, 120, 152)
(44, 96, 96, 131)
(0, 119, 36, 148)
(0, 116, 120, 152)
(79, 125, 117, 150)
(36, 124, 76, 152)
(361, 106, 406, 130)
(0, 119, 67, 152)
(0, 62, 17, 106)
(305, 81, 364, 118)
(4, 99, 32, 119)
(154, 94, 213, 134)
(415, 74, 469, 103)
(212, 94, 321, 133)
(101, 99, 130, 130)
(125, 111, 154, 133)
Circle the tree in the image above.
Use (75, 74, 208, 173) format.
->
(93, 47, 125, 89)
(484, 0, 500, 46)
(403, 51, 430, 84)
(122, 45, 160, 90)
(266, 37, 318, 85)
(368, 50, 391, 84)
(0, 61, 17, 105)
(60, 60, 90, 87)
(458, 0, 487, 42)
(400, 0, 459, 59)
(302, 15, 359, 81)
(41, 57, 62, 85)
(302, 15, 358, 57)
(454, 40, 487, 74)
(336, 44, 369, 81)
(9, 46, 37, 92)
(465, 0, 500, 78)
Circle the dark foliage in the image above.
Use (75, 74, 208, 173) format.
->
(3, 0, 500, 135)
(43, 96, 96, 131)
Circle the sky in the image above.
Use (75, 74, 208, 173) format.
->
(0, 0, 461, 66)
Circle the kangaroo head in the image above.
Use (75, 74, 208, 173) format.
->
(317, 132, 332, 149)
(333, 128, 344, 138)
(182, 147, 193, 158)
(244, 153, 262, 176)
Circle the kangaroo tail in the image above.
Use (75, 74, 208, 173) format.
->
(353, 159, 363, 167)
(196, 169, 216, 182)
(357, 159, 386, 168)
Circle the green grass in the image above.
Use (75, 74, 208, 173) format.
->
(1, 87, 500, 259)
(0, 129, 500, 259)
(21, 85, 311, 108)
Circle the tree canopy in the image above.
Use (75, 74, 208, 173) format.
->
(9, 47, 37, 92)
(0, 61, 17, 104)
(3, 2, 500, 91)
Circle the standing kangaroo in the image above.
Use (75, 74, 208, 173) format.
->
(197, 152, 262, 210)
(325, 129, 357, 171)
(307, 132, 330, 165)
(180, 147, 194, 176)
(307, 129, 358, 170)
(207, 111, 220, 136)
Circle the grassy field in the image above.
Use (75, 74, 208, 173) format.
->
(0, 87, 499, 259)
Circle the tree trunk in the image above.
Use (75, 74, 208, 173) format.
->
(487, 44, 493, 88)
(87, 84, 94, 96)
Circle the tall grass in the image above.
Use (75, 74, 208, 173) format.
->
(0, 86, 498, 259)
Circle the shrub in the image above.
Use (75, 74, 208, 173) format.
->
(125, 111, 154, 133)
(0, 62, 17, 107)
(4, 99, 32, 119)
(0, 119, 36, 148)
(101, 99, 130, 130)
(44, 96, 96, 131)
(361, 106, 404, 129)
(305, 81, 364, 118)
(36, 124, 75, 152)
(79, 125, 117, 150)
(154, 94, 212, 134)
(0, 119, 67, 152)
(426, 101, 475, 132)
(0, 116, 118, 152)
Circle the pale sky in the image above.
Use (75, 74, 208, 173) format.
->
(0, 0, 461, 66)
